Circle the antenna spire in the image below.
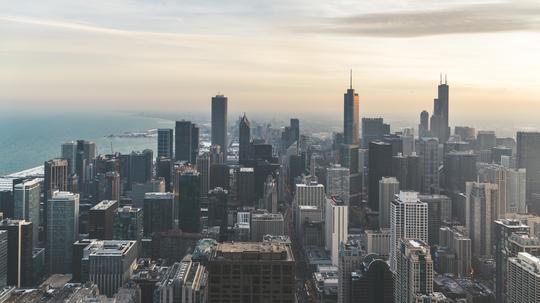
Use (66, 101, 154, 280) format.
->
(349, 69, 352, 89)
(445, 73, 447, 85)
(440, 73, 442, 85)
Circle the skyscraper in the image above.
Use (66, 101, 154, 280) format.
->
(418, 110, 429, 138)
(177, 170, 201, 233)
(395, 239, 434, 303)
(207, 242, 295, 303)
(44, 158, 69, 198)
(0, 219, 33, 287)
(326, 164, 350, 204)
(113, 206, 143, 241)
(211, 95, 228, 156)
(237, 167, 256, 207)
(506, 252, 540, 303)
(175, 120, 199, 163)
(368, 141, 392, 211)
(344, 71, 360, 145)
(143, 192, 175, 236)
(46, 191, 79, 274)
(129, 149, 153, 184)
(390, 191, 428, 272)
(418, 137, 440, 194)
(362, 118, 390, 149)
(157, 128, 174, 158)
(466, 182, 499, 256)
(239, 114, 251, 163)
(326, 197, 349, 265)
(61, 141, 77, 175)
(13, 179, 40, 248)
(443, 150, 477, 193)
(87, 240, 138, 297)
(517, 131, 540, 214)
(493, 219, 531, 303)
(0, 231, 5, 287)
(337, 238, 363, 303)
(378, 177, 400, 229)
(196, 152, 211, 197)
(430, 75, 450, 143)
(88, 200, 118, 240)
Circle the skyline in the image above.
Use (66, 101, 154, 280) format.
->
(2, 0, 540, 117)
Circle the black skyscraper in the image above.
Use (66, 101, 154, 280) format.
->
(211, 95, 228, 157)
(239, 114, 251, 163)
(362, 118, 390, 149)
(130, 149, 153, 184)
(290, 118, 300, 144)
(175, 121, 199, 163)
(344, 71, 360, 145)
(368, 141, 392, 211)
(350, 254, 394, 303)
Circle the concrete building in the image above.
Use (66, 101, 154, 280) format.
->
(378, 177, 399, 229)
(507, 252, 540, 303)
(207, 242, 295, 303)
(46, 191, 79, 274)
(395, 239, 434, 303)
(364, 229, 391, 259)
(154, 255, 207, 303)
(87, 240, 138, 297)
(438, 226, 471, 277)
(466, 182, 499, 256)
(326, 197, 349, 265)
(250, 211, 285, 242)
(294, 181, 326, 210)
(390, 191, 428, 272)
(494, 219, 531, 303)
(196, 153, 211, 198)
(337, 237, 363, 303)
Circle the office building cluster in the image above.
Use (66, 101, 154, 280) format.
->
(0, 75, 539, 303)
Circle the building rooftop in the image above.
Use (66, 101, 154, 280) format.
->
(239, 167, 254, 173)
(86, 240, 137, 257)
(213, 242, 294, 262)
(144, 192, 173, 199)
(51, 191, 79, 200)
(91, 200, 117, 210)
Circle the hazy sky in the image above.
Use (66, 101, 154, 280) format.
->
(1, 0, 540, 121)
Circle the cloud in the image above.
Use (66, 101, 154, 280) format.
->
(297, 1, 540, 37)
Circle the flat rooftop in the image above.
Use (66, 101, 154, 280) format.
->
(91, 200, 117, 210)
(213, 242, 294, 262)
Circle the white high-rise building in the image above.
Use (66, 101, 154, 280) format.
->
(326, 164, 350, 204)
(379, 177, 400, 229)
(507, 252, 540, 303)
(390, 191, 428, 272)
(325, 197, 349, 265)
(395, 239, 434, 303)
(46, 191, 79, 274)
(337, 237, 363, 303)
(466, 182, 499, 256)
(294, 181, 326, 210)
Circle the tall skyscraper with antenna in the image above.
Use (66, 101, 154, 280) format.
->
(344, 70, 360, 145)
(430, 74, 450, 142)
(211, 95, 228, 157)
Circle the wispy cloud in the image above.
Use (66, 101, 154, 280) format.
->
(296, 1, 540, 37)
